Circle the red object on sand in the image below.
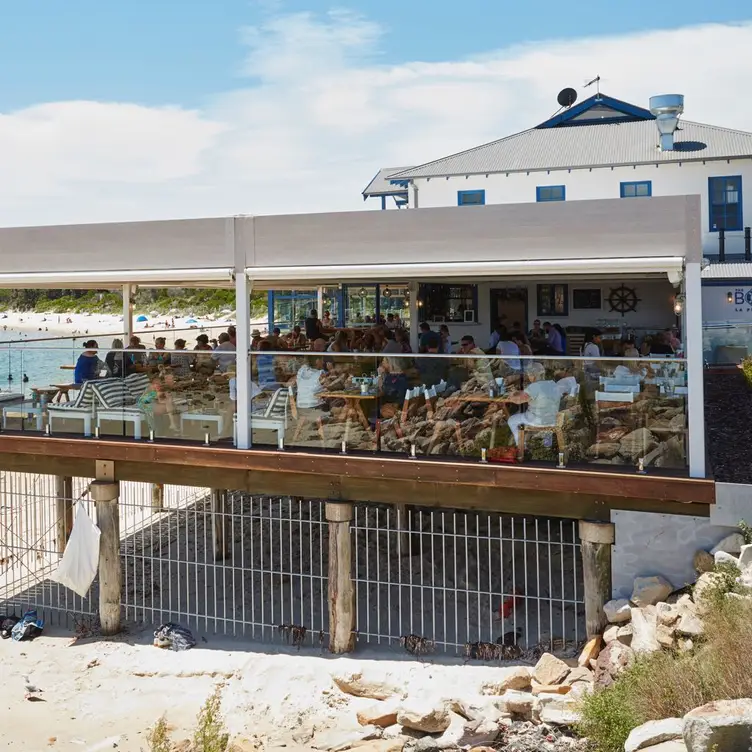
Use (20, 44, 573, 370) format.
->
(497, 590, 523, 620)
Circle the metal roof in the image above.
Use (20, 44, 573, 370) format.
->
(362, 166, 414, 197)
(702, 263, 752, 280)
(391, 119, 752, 179)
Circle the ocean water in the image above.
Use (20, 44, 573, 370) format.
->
(0, 337, 85, 398)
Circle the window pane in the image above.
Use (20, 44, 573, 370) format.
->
(622, 184, 636, 197)
(635, 183, 649, 196)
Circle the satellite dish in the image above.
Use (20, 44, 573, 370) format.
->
(557, 87, 578, 108)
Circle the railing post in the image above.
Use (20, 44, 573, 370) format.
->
(326, 502, 355, 654)
(150, 483, 164, 511)
(90, 480, 121, 636)
(718, 228, 726, 262)
(579, 520, 615, 639)
(745, 227, 751, 262)
(55, 475, 73, 554)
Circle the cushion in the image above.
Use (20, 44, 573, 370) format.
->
(92, 380, 135, 409)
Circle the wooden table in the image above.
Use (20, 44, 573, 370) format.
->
(50, 383, 80, 403)
(30, 386, 60, 408)
(320, 391, 378, 437)
(60, 364, 76, 371)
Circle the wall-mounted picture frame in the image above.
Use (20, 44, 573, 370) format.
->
(537, 284, 569, 317)
(572, 288, 602, 310)
(464, 309, 475, 322)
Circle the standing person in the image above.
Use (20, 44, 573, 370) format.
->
(489, 323, 506, 351)
(170, 339, 192, 378)
(582, 329, 602, 375)
(418, 322, 432, 353)
(305, 309, 326, 341)
(212, 331, 236, 373)
(553, 324, 567, 355)
(439, 324, 452, 354)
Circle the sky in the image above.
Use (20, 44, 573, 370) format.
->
(0, 1, 751, 225)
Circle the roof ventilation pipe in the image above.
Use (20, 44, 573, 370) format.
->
(649, 94, 684, 151)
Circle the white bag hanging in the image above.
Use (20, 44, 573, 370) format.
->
(50, 500, 101, 597)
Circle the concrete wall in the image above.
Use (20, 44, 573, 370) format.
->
(410, 160, 752, 258)
(610, 485, 752, 598)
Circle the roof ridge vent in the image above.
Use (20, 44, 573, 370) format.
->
(649, 94, 684, 151)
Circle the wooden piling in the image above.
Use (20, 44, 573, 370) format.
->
(55, 475, 74, 554)
(579, 520, 615, 639)
(90, 480, 121, 636)
(326, 502, 355, 654)
(211, 489, 229, 561)
(151, 483, 164, 511)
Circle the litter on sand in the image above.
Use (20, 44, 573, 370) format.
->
(11, 611, 44, 642)
(153, 623, 196, 651)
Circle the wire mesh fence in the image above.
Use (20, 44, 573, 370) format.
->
(1, 474, 585, 655)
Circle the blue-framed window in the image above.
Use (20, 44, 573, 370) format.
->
(709, 176, 743, 231)
(620, 180, 652, 198)
(457, 190, 485, 206)
(536, 185, 566, 202)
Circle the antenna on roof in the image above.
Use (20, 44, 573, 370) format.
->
(584, 75, 601, 99)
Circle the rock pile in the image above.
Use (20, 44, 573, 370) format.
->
(320, 659, 596, 752)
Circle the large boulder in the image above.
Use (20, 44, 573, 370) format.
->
(333, 671, 401, 700)
(479, 666, 532, 694)
(683, 698, 752, 752)
(450, 695, 509, 725)
(311, 726, 381, 751)
(357, 699, 401, 728)
(532, 653, 570, 686)
(413, 713, 500, 751)
(710, 533, 745, 556)
(619, 428, 658, 460)
(631, 606, 661, 654)
(604, 598, 632, 624)
(714, 550, 739, 567)
(534, 693, 580, 726)
(631, 576, 673, 607)
(499, 690, 536, 720)
(624, 718, 683, 752)
(594, 640, 635, 689)
(397, 699, 451, 734)
(738, 543, 752, 570)
(693, 549, 715, 575)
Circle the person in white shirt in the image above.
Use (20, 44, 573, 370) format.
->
(581, 330, 602, 375)
(295, 360, 326, 408)
(212, 331, 237, 373)
(496, 330, 521, 371)
(506, 363, 562, 445)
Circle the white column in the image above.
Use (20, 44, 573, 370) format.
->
(684, 261, 705, 478)
(408, 280, 419, 352)
(317, 286, 324, 317)
(122, 283, 134, 341)
(232, 218, 252, 450)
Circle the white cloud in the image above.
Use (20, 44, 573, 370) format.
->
(1, 13, 752, 225)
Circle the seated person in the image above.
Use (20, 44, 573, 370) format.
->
(458, 335, 493, 383)
(505, 363, 562, 445)
(496, 329, 521, 371)
(649, 331, 675, 356)
(148, 337, 171, 370)
(417, 332, 449, 388)
(74, 341, 109, 384)
(294, 357, 327, 409)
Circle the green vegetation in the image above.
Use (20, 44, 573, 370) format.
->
(0, 288, 267, 318)
(192, 685, 230, 752)
(146, 716, 172, 752)
(739, 519, 752, 545)
(741, 355, 752, 387)
(577, 565, 752, 752)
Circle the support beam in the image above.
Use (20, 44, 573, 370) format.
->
(55, 476, 74, 554)
(122, 283, 134, 342)
(685, 261, 706, 478)
(326, 502, 355, 654)
(233, 216, 252, 450)
(579, 520, 615, 639)
(408, 280, 419, 353)
(151, 483, 164, 511)
(211, 489, 230, 561)
(90, 480, 121, 636)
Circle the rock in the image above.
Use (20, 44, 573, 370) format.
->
(535, 693, 580, 726)
(656, 602, 680, 626)
(676, 612, 704, 638)
(632, 576, 674, 607)
(311, 726, 381, 751)
(619, 428, 658, 460)
(421, 713, 500, 751)
(532, 684, 571, 695)
(450, 695, 508, 724)
(563, 667, 593, 685)
(349, 741, 407, 752)
(678, 638, 694, 653)
(586, 442, 621, 459)
(397, 700, 451, 734)
(594, 640, 635, 688)
(357, 699, 401, 728)
(617, 624, 634, 645)
(603, 625, 620, 643)
(637, 742, 687, 751)
(656, 623, 676, 649)
(711, 532, 745, 556)
(479, 666, 532, 694)
(625, 718, 684, 752)
(631, 606, 661, 654)
(500, 690, 535, 720)
(577, 636, 602, 667)
(227, 738, 263, 752)
(683, 698, 752, 752)
(738, 543, 752, 570)
(693, 550, 715, 575)
(604, 598, 632, 623)
(333, 672, 401, 700)
(532, 653, 571, 686)
(714, 550, 739, 567)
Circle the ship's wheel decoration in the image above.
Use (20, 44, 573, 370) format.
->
(607, 285, 640, 315)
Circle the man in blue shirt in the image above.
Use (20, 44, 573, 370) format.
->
(544, 322, 564, 355)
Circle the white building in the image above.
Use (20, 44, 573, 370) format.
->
(364, 92, 752, 360)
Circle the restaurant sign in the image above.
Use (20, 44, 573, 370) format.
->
(702, 285, 752, 323)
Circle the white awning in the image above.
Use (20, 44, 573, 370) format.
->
(246, 256, 684, 282)
(0, 268, 235, 289)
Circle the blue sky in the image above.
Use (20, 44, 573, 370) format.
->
(1, 0, 748, 110)
(1, 4, 751, 224)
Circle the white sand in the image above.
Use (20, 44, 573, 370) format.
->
(0, 624, 528, 751)
(0, 311, 268, 345)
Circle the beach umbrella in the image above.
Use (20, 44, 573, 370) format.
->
(136, 315, 148, 322)
(185, 318, 198, 324)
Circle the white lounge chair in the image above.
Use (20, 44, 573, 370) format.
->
(233, 386, 292, 446)
(47, 381, 96, 436)
(92, 379, 148, 440)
